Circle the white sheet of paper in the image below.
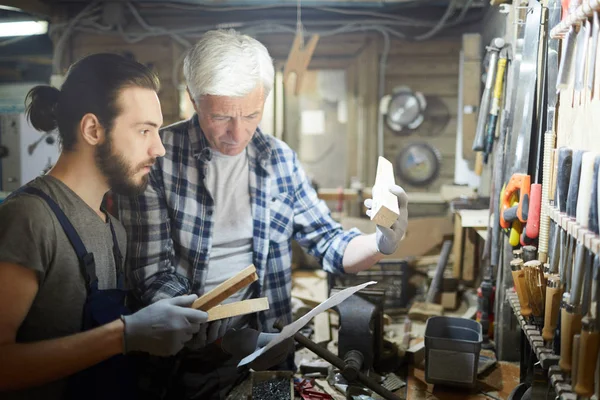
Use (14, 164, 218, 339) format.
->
(238, 280, 377, 366)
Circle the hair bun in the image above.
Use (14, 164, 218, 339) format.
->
(25, 85, 60, 133)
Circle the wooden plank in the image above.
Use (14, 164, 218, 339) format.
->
(385, 55, 460, 76)
(386, 76, 458, 97)
(371, 157, 400, 228)
(458, 209, 489, 228)
(206, 298, 270, 322)
(462, 227, 479, 282)
(387, 39, 462, 56)
(192, 264, 258, 311)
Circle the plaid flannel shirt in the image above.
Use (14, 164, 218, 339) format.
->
(118, 114, 361, 331)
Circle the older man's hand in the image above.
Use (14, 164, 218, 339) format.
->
(364, 184, 409, 255)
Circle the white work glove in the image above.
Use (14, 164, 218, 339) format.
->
(364, 184, 409, 255)
(122, 294, 208, 357)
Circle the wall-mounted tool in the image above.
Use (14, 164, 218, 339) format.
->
(511, 258, 533, 318)
(556, 0, 581, 92)
(542, 275, 563, 344)
(381, 86, 427, 134)
(500, 174, 531, 230)
(573, 8, 590, 103)
(394, 142, 441, 187)
(523, 260, 546, 326)
(483, 49, 508, 164)
(574, 254, 600, 396)
(539, 0, 562, 263)
(588, 11, 599, 97)
(559, 150, 586, 374)
(472, 37, 505, 152)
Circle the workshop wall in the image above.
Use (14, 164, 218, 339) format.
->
(261, 33, 462, 192)
(64, 34, 183, 126)
(382, 37, 461, 193)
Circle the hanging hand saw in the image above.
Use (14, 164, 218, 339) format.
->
(500, 0, 542, 231)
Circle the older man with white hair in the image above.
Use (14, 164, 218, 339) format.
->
(119, 29, 408, 399)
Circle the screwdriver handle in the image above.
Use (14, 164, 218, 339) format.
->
(526, 184, 542, 239)
(572, 334, 581, 385)
(559, 306, 583, 373)
(556, 147, 573, 213)
(542, 275, 563, 342)
(511, 261, 532, 317)
(524, 262, 545, 317)
(566, 150, 585, 219)
(574, 327, 600, 397)
(588, 156, 600, 235)
(576, 152, 596, 227)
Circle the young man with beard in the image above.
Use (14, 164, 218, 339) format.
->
(119, 29, 409, 399)
(0, 53, 209, 400)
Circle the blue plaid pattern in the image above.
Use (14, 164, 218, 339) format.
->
(118, 114, 361, 331)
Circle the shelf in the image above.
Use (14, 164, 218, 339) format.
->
(546, 204, 600, 255)
(507, 288, 576, 400)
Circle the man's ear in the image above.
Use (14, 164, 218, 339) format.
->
(187, 88, 198, 108)
(79, 113, 105, 146)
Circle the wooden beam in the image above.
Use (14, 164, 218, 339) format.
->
(192, 264, 258, 311)
(206, 298, 270, 322)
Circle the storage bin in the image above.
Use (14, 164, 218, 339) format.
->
(424, 316, 482, 388)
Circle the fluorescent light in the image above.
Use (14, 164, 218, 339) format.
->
(0, 21, 48, 38)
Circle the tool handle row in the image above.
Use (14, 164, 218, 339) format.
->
(547, 205, 600, 255)
(551, 0, 600, 39)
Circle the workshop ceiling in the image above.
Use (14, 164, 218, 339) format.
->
(0, 0, 485, 83)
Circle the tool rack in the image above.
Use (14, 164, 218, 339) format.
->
(505, 203, 600, 399)
(507, 289, 576, 399)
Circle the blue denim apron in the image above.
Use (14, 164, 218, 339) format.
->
(11, 187, 136, 399)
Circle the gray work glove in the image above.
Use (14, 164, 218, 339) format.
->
(221, 328, 294, 371)
(364, 184, 409, 255)
(184, 319, 230, 350)
(122, 294, 208, 357)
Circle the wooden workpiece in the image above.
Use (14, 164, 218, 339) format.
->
(206, 297, 270, 322)
(192, 264, 258, 311)
(370, 156, 400, 228)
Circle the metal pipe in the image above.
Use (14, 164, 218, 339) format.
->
(273, 321, 402, 400)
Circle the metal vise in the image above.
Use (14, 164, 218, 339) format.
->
(334, 289, 385, 379)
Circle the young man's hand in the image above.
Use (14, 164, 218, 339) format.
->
(364, 184, 409, 255)
(122, 294, 207, 356)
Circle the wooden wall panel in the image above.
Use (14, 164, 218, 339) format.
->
(67, 34, 183, 126)
(382, 38, 461, 193)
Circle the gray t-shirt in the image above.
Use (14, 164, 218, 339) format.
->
(0, 175, 126, 400)
(204, 149, 254, 328)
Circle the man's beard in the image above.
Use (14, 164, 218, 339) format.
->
(95, 135, 153, 196)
